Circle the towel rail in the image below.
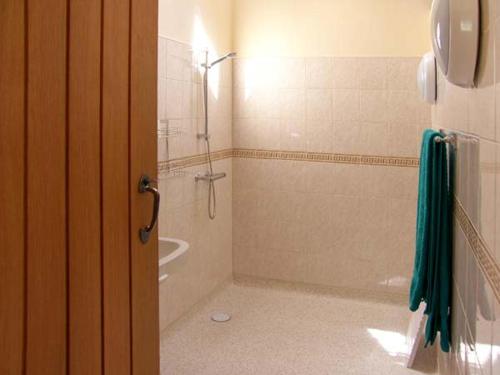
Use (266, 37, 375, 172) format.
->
(434, 129, 479, 146)
(434, 135, 456, 144)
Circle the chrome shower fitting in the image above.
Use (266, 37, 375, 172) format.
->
(195, 172, 226, 182)
(197, 51, 236, 140)
(196, 50, 236, 220)
(202, 52, 237, 69)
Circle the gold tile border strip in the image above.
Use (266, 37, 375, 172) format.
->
(455, 197, 500, 304)
(158, 148, 420, 171)
(232, 148, 420, 167)
(158, 149, 233, 172)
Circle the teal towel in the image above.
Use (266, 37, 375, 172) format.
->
(409, 129, 452, 352)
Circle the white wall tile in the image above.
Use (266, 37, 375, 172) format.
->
(332, 57, 359, 89)
(332, 120, 362, 154)
(388, 123, 421, 157)
(165, 79, 184, 119)
(306, 89, 333, 121)
(358, 58, 387, 90)
(386, 58, 419, 91)
(306, 119, 333, 153)
(158, 37, 168, 80)
(279, 88, 306, 120)
(332, 89, 360, 122)
(280, 119, 307, 151)
(357, 122, 389, 155)
(386, 90, 418, 124)
(306, 57, 334, 89)
(278, 58, 306, 89)
(359, 90, 387, 123)
(158, 78, 167, 120)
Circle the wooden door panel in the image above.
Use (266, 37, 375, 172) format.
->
(0, 1, 26, 373)
(102, 0, 132, 373)
(0, 1, 159, 373)
(130, 0, 159, 373)
(67, 0, 103, 374)
(25, 0, 68, 373)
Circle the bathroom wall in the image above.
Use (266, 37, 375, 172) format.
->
(233, 0, 431, 57)
(232, 57, 429, 296)
(157, 34, 233, 329)
(432, 1, 500, 373)
(229, 1, 433, 297)
(159, 0, 232, 52)
(157, 0, 433, 331)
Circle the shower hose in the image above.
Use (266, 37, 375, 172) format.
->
(202, 55, 216, 220)
(206, 137, 216, 220)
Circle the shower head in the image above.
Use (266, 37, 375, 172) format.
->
(207, 52, 236, 68)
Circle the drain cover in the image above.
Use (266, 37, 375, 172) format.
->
(211, 312, 231, 323)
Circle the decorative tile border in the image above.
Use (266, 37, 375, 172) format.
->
(158, 148, 420, 171)
(158, 149, 233, 172)
(455, 197, 500, 304)
(232, 148, 420, 168)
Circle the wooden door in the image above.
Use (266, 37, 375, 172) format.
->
(130, 1, 160, 373)
(0, 0, 159, 374)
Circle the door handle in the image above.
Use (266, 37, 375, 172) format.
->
(138, 175, 160, 244)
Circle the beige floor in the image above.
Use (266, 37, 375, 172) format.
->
(160, 280, 436, 375)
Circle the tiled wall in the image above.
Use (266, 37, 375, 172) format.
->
(232, 57, 431, 296)
(233, 57, 429, 156)
(432, 1, 500, 373)
(233, 157, 418, 294)
(157, 36, 233, 330)
(158, 37, 232, 162)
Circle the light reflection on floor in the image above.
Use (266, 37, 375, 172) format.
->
(368, 328, 409, 361)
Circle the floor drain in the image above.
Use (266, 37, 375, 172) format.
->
(211, 312, 231, 323)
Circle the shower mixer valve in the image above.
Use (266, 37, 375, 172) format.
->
(195, 172, 227, 182)
(197, 133, 211, 140)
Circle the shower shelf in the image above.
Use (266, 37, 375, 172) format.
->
(158, 119, 183, 138)
(158, 128, 183, 139)
(159, 170, 189, 180)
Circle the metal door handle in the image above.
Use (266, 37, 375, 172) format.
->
(139, 175, 160, 244)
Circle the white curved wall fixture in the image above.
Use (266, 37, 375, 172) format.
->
(417, 52, 437, 104)
(431, 0, 479, 88)
(158, 237, 189, 283)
